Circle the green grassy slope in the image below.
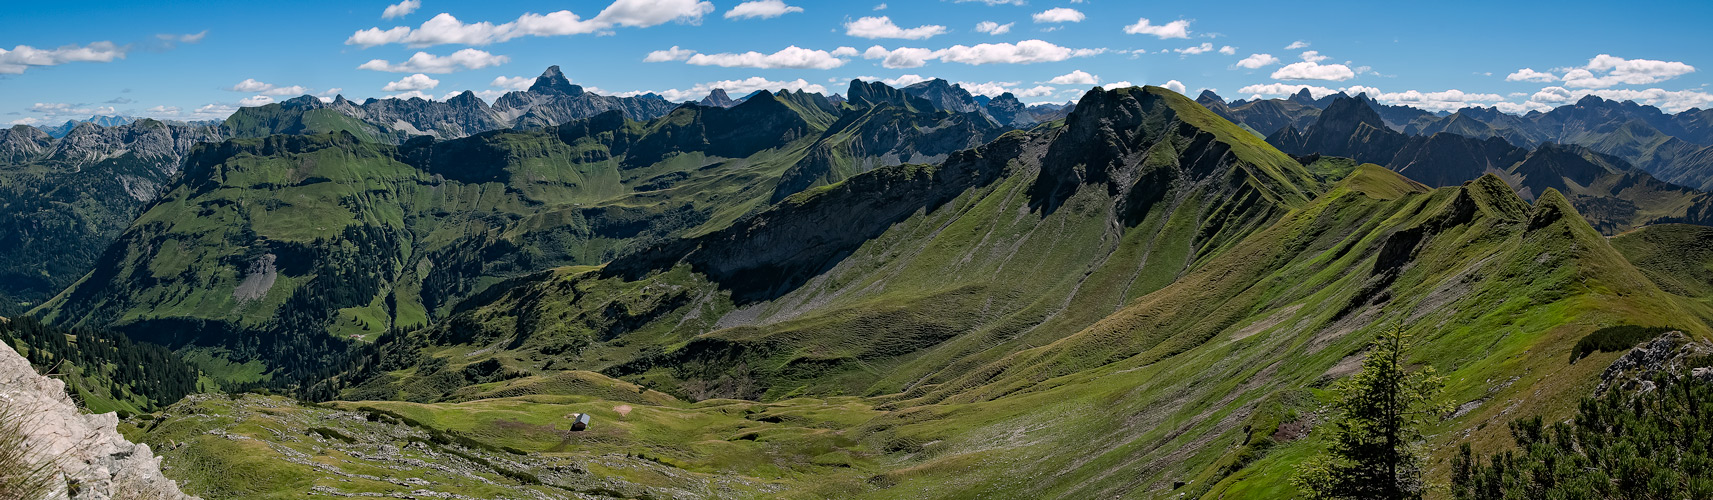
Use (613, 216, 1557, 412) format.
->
(35, 92, 848, 384)
(292, 87, 1713, 499)
(333, 85, 1327, 402)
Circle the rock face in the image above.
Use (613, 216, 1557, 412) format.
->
(0, 339, 196, 499)
(1597, 331, 1713, 396)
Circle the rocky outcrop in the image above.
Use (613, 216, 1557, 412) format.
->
(0, 339, 196, 499)
(1596, 331, 1713, 396)
(902, 79, 982, 114)
(699, 88, 738, 108)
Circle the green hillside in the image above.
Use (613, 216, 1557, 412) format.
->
(209, 86, 1709, 498)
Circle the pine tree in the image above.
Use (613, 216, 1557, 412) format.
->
(1293, 325, 1446, 499)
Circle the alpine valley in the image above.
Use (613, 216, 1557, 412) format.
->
(6, 18, 1713, 498)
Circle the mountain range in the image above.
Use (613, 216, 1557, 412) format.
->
(6, 67, 1713, 498)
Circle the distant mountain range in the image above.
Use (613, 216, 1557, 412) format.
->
(1201, 89, 1713, 194)
(9, 68, 1713, 498)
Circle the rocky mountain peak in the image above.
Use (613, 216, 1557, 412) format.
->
(529, 65, 584, 97)
(903, 78, 980, 113)
(700, 88, 737, 108)
(1196, 89, 1225, 105)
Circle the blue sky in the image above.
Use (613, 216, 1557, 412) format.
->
(5, 0, 1713, 125)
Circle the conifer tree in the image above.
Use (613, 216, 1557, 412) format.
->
(1294, 325, 1446, 499)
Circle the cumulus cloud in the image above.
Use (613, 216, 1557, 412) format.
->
(1105, 81, 1134, 89)
(957, 82, 1054, 98)
(1122, 18, 1190, 39)
(1298, 50, 1328, 63)
(1032, 8, 1085, 23)
(0, 41, 128, 74)
(725, 0, 802, 19)
(862, 40, 1103, 68)
(844, 16, 947, 39)
(1237, 83, 1338, 99)
(383, 73, 440, 91)
(684, 46, 850, 69)
(862, 46, 938, 68)
(1558, 54, 1695, 88)
(641, 76, 828, 102)
(855, 74, 932, 87)
(1175, 43, 1214, 55)
(382, 0, 420, 19)
(490, 75, 534, 90)
(1521, 85, 1713, 113)
(862, 41, 1100, 69)
(1219, 46, 1236, 55)
(974, 21, 1013, 35)
(644, 46, 697, 62)
(1162, 80, 1186, 94)
(1271, 60, 1355, 81)
(1235, 53, 1280, 69)
(347, 1, 713, 48)
(1047, 70, 1099, 85)
(1505, 68, 1557, 82)
(226, 79, 311, 96)
(357, 48, 509, 73)
(238, 95, 275, 107)
(1373, 89, 1504, 112)
(1285, 40, 1309, 50)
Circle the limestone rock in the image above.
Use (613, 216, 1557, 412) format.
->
(0, 340, 197, 500)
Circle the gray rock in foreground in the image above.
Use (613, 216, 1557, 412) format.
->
(0, 336, 197, 500)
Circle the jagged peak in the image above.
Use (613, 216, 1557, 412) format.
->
(529, 65, 584, 96)
(1196, 89, 1225, 104)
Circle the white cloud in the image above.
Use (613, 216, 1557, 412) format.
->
(1373, 89, 1503, 112)
(1505, 68, 1557, 82)
(593, 0, 715, 27)
(8, 117, 43, 126)
(176, 31, 208, 43)
(347, 2, 712, 48)
(383, 73, 440, 91)
(193, 103, 238, 118)
(644, 76, 828, 102)
(861, 40, 1101, 68)
(238, 95, 275, 107)
(388, 90, 435, 100)
(862, 46, 938, 68)
(224, 79, 310, 96)
(1520, 85, 1713, 113)
(1047, 70, 1098, 85)
(873, 3, 886, 9)
(685, 46, 849, 69)
(1162, 80, 1186, 94)
(146, 105, 181, 116)
(1105, 81, 1134, 89)
(844, 16, 947, 40)
(1219, 45, 1236, 55)
(965, 83, 1056, 98)
(1234, 53, 1280, 69)
(974, 21, 1013, 35)
(1032, 8, 1085, 23)
(1122, 18, 1190, 39)
(644, 46, 697, 62)
(1237, 83, 1338, 99)
(490, 75, 534, 90)
(1298, 50, 1328, 63)
(1175, 43, 1214, 55)
(1559, 54, 1695, 89)
(725, 0, 802, 19)
(1285, 40, 1309, 50)
(831, 46, 859, 57)
(382, 0, 420, 19)
(0, 41, 128, 74)
(855, 74, 932, 87)
(228, 78, 273, 93)
(1271, 61, 1355, 81)
(357, 48, 509, 73)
